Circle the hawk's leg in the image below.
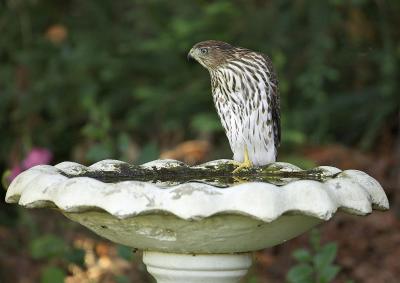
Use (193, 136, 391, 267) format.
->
(232, 146, 253, 174)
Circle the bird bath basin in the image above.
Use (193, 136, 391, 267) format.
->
(5, 159, 389, 283)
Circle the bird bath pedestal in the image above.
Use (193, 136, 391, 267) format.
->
(5, 159, 389, 283)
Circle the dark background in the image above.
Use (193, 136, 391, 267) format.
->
(1, 1, 399, 282)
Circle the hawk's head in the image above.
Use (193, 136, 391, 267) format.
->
(188, 40, 236, 70)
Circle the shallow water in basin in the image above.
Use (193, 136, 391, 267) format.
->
(60, 162, 337, 188)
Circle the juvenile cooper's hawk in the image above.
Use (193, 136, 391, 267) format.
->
(188, 40, 280, 172)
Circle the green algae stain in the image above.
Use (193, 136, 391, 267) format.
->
(60, 161, 337, 188)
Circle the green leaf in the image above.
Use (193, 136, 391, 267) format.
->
(310, 229, 321, 251)
(1, 170, 11, 190)
(40, 266, 66, 283)
(30, 235, 67, 259)
(287, 264, 313, 283)
(246, 276, 259, 283)
(81, 123, 103, 139)
(65, 248, 85, 266)
(117, 245, 135, 261)
(319, 265, 340, 283)
(292, 248, 312, 263)
(117, 132, 131, 158)
(136, 142, 159, 164)
(191, 113, 222, 133)
(314, 243, 338, 271)
(281, 156, 315, 170)
(115, 275, 130, 283)
(86, 143, 113, 161)
(282, 129, 306, 146)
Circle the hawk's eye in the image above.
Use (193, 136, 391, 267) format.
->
(200, 48, 208, 55)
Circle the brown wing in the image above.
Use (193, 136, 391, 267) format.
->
(262, 53, 281, 149)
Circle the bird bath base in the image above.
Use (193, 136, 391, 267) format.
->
(143, 251, 252, 283)
(5, 159, 389, 283)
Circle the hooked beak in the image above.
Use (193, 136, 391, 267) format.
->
(187, 49, 195, 61)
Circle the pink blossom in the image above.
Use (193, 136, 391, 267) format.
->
(22, 148, 53, 169)
(4, 148, 52, 185)
(9, 165, 23, 181)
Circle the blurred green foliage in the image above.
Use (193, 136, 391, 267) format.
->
(29, 234, 85, 265)
(30, 234, 68, 259)
(0, 0, 399, 168)
(29, 234, 85, 282)
(0, 208, 86, 283)
(40, 266, 66, 283)
(287, 229, 342, 283)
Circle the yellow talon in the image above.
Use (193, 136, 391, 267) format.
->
(232, 146, 253, 174)
(232, 176, 249, 184)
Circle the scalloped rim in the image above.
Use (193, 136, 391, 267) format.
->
(5, 159, 389, 222)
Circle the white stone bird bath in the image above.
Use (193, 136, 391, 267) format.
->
(5, 159, 389, 283)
